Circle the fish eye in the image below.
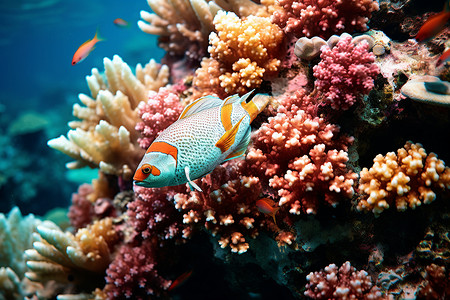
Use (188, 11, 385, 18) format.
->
(142, 164, 152, 174)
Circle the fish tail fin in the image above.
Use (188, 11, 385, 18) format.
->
(94, 28, 105, 42)
(241, 93, 271, 123)
(445, 0, 450, 12)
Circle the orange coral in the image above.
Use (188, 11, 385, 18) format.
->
(357, 142, 450, 215)
(194, 11, 284, 96)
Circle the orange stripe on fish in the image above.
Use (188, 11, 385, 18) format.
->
(215, 116, 245, 153)
(146, 141, 178, 162)
(221, 103, 233, 131)
(241, 100, 259, 122)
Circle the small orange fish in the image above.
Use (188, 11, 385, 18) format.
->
(72, 30, 103, 65)
(415, 1, 450, 43)
(256, 198, 280, 225)
(168, 270, 193, 292)
(437, 47, 450, 66)
(114, 18, 129, 27)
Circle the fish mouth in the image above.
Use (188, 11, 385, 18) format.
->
(133, 180, 147, 187)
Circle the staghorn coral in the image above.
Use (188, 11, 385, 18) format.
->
(25, 218, 119, 292)
(47, 55, 169, 180)
(304, 261, 384, 299)
(272, 0, 379, 38)
(138, 0, 272, 60)
(313, 35, 380, 110)
(103, 241, 171, 299)
(193, 11, 284, 96)
(357, 141, 450, 215)
(172, 162, 263, 254)
(246, 102, 356, 215)
(135, 87, 184, 149)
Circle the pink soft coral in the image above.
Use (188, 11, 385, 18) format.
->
(304, 261, 384, 299)
(135, 88, 184, 149)
(68, 183, 95, 230)
(313, 36, 380, 110)
(272, 0, 379, 38)
(128, 186, 189, 245)
(104, 241, 171, 299)
(246, 103, 356, 214)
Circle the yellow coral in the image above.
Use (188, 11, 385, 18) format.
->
(25, 218, 118, 287)
(47, 55, 169, 180)
(205, 11, 283, 95)
(357, 142, 450, 215)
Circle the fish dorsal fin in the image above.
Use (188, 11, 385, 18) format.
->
(178, 95, 223, 120)
(185, 166, 203, 192)
(223, 126, 251, 162)
(215, 116, 245, 153)
(239, 90, 255, 103)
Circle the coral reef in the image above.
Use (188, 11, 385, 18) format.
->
(313, 35, 380, 110)
(304, 261, 384, 299)
(357, 141, 450, 215)
(416, 264, 449, 299)
(272, 0, 379, 38)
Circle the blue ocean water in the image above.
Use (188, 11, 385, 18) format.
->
(0, 0, 164, 215)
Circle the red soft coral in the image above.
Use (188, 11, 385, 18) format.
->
(272, 0, 379, 38)
(68, 183, 95, 230)
(135, 88, 184, 149)
(313, 35, 380, 110)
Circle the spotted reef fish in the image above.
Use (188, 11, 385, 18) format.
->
(133, 91, 270, 191)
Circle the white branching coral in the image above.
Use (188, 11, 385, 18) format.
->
(47, 55, 169, 180)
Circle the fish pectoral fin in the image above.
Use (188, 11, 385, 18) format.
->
(223, 126, 251, 162)
(178, 95, 223, 120)
(215, 116, 245, 153)
(185, 166, 203, 192)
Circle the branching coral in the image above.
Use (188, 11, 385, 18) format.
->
(416, 264, 450, 299)
(304, 261, 384, 299)
(103, 241, 171, 299)
(173, 162, 263, 254)
(47, 55, 169, 180)
(0, 267, 23, 300)
(135, 88, 184, 149)
(25, 218, 119, 291)
(246, 103, 356, 215)
(193, 11, 284, 96)
(272, 0, 379, 38)
(357, 141, 450, 215)
(313, 35, 380, 110)
(138, 0, 272, 60)
(68, 184, 95, 230)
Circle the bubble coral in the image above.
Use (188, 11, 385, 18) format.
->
(272, 0, 379, 38)
(246, 103, 356, 215)
(357, 141, 450, 215)
(313, 35, 380, 110)
(304, 261, 384, 299)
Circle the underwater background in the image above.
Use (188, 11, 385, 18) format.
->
(0, 0, 449, 299)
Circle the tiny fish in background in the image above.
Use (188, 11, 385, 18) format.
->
(437, 47, 450, 66)
(168, 270, 193, 292)
(71, 30, 103, 65)
(415, 0, 450, 43)
(133, 91, 270, 192)
(113, 18, 129, 27)
(256, 198, 280, 225)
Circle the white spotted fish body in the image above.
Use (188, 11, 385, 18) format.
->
(133, 91, 270, 191)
